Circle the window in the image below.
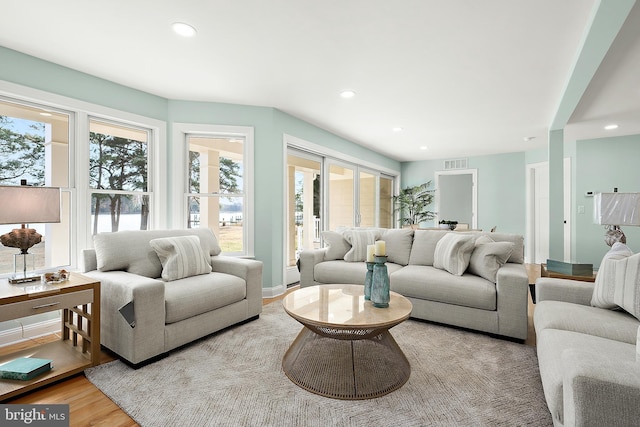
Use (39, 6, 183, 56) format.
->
(89, 119, 151, 233)
(0, 97, 72, 274)
(187, 135, 245, 254)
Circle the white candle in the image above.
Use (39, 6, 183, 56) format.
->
(375, 240, 386, 256)
(366, 245, 375, 262)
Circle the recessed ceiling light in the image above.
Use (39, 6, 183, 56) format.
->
(523, 136, 536, 142)
(339, 90, 356, 99)
(604, 124, 619, 130)
(172, 22, 197, 37)
(420, 146, 428, 150)
(392, 127, 404, 132)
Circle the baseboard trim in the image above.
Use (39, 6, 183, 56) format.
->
(262, 283, 287, 298)
(0, 318, 60, 346)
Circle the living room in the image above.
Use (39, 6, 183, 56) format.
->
(1, 1, 640, 425)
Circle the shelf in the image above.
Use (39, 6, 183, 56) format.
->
(0, 340, 91, 400)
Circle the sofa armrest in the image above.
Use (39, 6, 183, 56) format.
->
(535, 277, 594, 306)
(562, 349, 640, 427)
(209, 256, 263, 316)
(299, 248, 329, 287)
(495, 262, 529, 339)
(83, 270, 165, 365)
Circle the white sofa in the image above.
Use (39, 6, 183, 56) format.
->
(534, 242, 640, 426)
(82, 228, 263, 366)
(300, 228, 529, 340)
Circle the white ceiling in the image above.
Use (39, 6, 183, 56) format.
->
(2, 0, 639, 162)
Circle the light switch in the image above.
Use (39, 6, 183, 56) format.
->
(578, 205, 585, 214)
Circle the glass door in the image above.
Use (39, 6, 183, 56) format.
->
(286, 149, 322, 282)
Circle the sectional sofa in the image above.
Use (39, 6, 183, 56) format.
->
(82, 228, 263, 366)
(299, 228, 529, 340)
(534, 242, 640, 426)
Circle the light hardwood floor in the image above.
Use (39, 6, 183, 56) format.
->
(2, 266, 541, 426)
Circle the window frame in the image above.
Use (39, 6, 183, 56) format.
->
(0, 80, 167, 269)
(173, 123, 255, 258)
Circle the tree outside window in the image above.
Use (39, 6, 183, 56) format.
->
(89, 119, 150, 234)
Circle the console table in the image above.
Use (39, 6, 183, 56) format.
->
(0, 273, 100, 401)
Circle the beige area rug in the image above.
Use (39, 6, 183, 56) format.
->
(85, 303, 552, 427)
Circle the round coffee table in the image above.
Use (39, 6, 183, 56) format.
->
(282, 284, 412, 400)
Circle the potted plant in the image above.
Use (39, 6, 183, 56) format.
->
(393, 182, 436, 228)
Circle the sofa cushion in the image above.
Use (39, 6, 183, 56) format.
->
(408, 230, 449, 266)
(536, 329, 636, 426)
(164, 272, 246, 324)
(150, 235, 212, 281)
(534, 300, 639, 345)
(468, 232, 524, 264)
(321, 231, 351, 260)
(342, 229, 381, 262)
(94, 228, 222, 278)
(390, 265, 496, 310)
(467, 236, 514, 282)
(381, 228, 414, 266)
(591, 242, 636, 310)
(433, 233, 476, 276)
(314, 260, 403, 285)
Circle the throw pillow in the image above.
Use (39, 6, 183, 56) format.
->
(149, 235, 212, 281)
(591, 242, 634, 309)
(610, 252, 640, 320)
(433, 233, 476, 276)
(467, 235, 514, 282)
(637, 326, 640, 362)
(408, 230, 449, 266)
(321, 231, 351, 260)
(342, 229, 380, 262)
(381, 228, 414, 266)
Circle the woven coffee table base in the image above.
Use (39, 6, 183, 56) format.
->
(282, 326, 411, 400)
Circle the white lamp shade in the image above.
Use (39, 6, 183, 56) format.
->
(594, 192, 640, 226)
(0, 186, 61, 225)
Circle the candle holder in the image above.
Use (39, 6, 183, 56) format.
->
(371, 255, 390, 308)
(364, 262, 374, 300)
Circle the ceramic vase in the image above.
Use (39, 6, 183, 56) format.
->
(371, 255, 390, 308)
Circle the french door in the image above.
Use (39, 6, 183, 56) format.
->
(326, 160, 393, 229)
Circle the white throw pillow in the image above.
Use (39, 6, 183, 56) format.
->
(467, 235, 514, 282)
(591, 242, 634, 309)
(433, 233, 476, 276)
(320, 231, 351, 260)
(342, 229, 380, 262)
(149, 235, 212, 281)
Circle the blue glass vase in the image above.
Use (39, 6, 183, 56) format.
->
(364, 262, 374, 300)
(371, 255, 390, 308)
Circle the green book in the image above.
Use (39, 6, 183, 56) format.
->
(0, 357, 53, 381)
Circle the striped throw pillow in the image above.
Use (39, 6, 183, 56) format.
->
(150, 235, 212, 281)
(343, 229, 379, 262)
(433, 233, 476, 276)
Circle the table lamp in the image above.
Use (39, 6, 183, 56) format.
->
(0, 184, 61, 283)
(593, 191, 640, 247)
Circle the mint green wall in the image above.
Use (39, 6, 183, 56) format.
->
(0, 46, 168, 120)
(401, 152, 526, 235)
(0, 46, 399, 295)
(575, 134, 640, 267)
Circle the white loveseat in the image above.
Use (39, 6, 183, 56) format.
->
(82, 228, 263, 366)
(300, 228, 529, 340)
(534, 242, 640, 426)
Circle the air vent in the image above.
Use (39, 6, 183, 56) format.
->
(444, 158, 468, 170)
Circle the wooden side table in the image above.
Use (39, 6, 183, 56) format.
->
(0, 273, 100, 401)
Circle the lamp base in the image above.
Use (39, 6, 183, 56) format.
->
(9, 253, 41, 284)
(604, 225, 626, 247)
